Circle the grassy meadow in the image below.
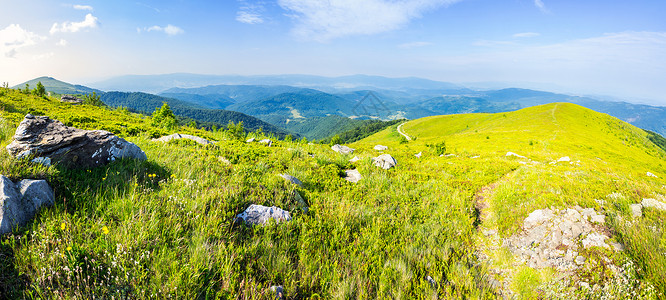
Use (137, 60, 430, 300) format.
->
(0, 88, 665, 299)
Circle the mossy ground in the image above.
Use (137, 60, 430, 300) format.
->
(0, 89, 664, 298)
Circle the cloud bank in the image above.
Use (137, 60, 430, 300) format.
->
(278, 0, 461, 42)
(0, 24, 45, 58)
(140, 25, 184, 36)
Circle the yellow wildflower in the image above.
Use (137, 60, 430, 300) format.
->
(102, 226, 109, 235)
(66, 246, 72, 251)
(60, 222, 66, 230)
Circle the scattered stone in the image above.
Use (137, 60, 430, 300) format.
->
(372, 154, 397, 170)
(445, 154, 456, 157)
(646, 171, 658, 178)
(153, 133, 214, 145)
(60, 95, 83, 104)
(270, 285, 285, 300)
(374, 145, 388, 151)
(344, 169, 362, 183)
(610, 242, 625, 251)
(482, 228, 498, 236)
(641, 198, 666, 211)
(426, 276, 437, 288)
(349, 156, 360, 163)
(235, 205, 291, 226)
(470, 156, 480, 159)
(0, 175, 55, 235)
(506, 152, 526, 158)
(246, 138, 256, 143)
(581, 232, 609, 249)
(217, 156, 231, 165)
(331, 144, 354, 155)
(259, 139, 272, 147)
(575, 256, 586, 265)
(415, 152, 422, 158)
(6, 114, 146, 169)
(629, 203, 643, 217)
(557, 156, 571, 162)
(279, 174, 302, 186)
(293, 191, 308, 213)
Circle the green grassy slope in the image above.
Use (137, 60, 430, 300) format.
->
(356, 102, 666, 297)
(1, 91, 664, 299)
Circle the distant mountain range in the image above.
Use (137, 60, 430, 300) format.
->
(14, 75, 666, 139)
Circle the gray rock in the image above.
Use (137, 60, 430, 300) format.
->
(293, 191, 308, 213)
(279, 174, 302, 186)
(415, 152, 422, 158)
(270, 285, 285, 300)
(641, 198, 666, 211)
(153, 133, 214, 145)
(523, 209, 553, 229)
(235, 204, 291, 226)
(506, 152, 526, 158)
(344, 169, 362, 183)
(6, 114, 146, 169)
(0, 175, 54, 235)
(590, 214, 605, 224)
(581, 232, 609, 249)
(646, 171, 658, 178)
(349, 156, 360, 163)
(259, 139, 272, 147)
(629, 203, 642, 217)
(331, 144, 355, 155)
(374, 145, 388, 151)
(246, 137, 255, 143)
(372, 154, 397, 169)
(60, 95, 83, 104)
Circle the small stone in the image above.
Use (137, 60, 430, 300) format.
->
(246, 138, 256, 143)
(646, 171, 658, 178)
(629, 204, 642, 217)
(557, 156, 571, 162)
(506, 152, 526, 158)
(279, 174, 302, 186)
(581, 232, 609, 249)
(270, 285, 285, 300)
(415, 152, 422, 158)
(374, 145, 388, 151)
(331, 144, 354, 155)
(610, 242, 625, 251)
(153, 133, 214, 145)
(372, 154, 397, 170)
(590, 214, 605, 224)
(426, 276, 437, 288)
(344, 169, 362, 183)
(349, 156, 360, 163)
(259, 139, 272, 147)
(235, 205, 291, 226)
(575, 256, 586, 265)
(641, 198, 666, 211)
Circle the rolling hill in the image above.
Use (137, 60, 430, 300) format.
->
(1, 85, 664, 298)
(12, 76, 102, 95)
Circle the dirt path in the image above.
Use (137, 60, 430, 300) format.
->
(397, 122, 411, 141)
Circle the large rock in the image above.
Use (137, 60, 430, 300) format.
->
(153, 133, 213, 145)
(6, 114, 146, 169)
(0, 175, 54, 235)
(331, 144, 354, 155)
(372, 154, 397, 169)
(235, 204, 291, 226)
(641, 198, 666, 211)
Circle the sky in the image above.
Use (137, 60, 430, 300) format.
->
(1, 0, 665, 104)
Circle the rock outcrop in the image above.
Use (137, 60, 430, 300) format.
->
(372, 154, 397, 169)
(259, 139, 272, 147)
(153, 133, 214, 145)
(331, 144, 354, 155)
(60, 95, 83, 105)
(6, 114, 146, 169)
(1, 175, 54, 235)
(235, 204, 291, 226)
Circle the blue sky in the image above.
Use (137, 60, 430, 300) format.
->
(1, 0, 665, 104)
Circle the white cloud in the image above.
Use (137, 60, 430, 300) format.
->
(534, 0, 548, 13)
(73, 4, 93, 11)
(50, 13, 99, 34)
(56, 39, 68, 46)
(513, 32, 540, 38)
(278, 0, 461, 42)
(237, 11, 264, 24)
(0, 24, 45, 58)
(399, 41, 433, 49)
(140, 25, 184, 36)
